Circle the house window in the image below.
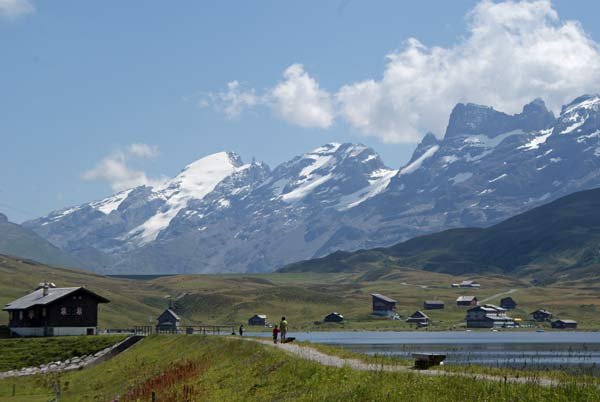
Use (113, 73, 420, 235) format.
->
(8, 312, 13, 320)
(19, 311, 23, 320)
(60, 307, 67, 316)
(76, 307, 83, 316)
(28, 310, 34, 319)
(42, 308, 47, 317)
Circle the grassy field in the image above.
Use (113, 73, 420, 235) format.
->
(1, 335, 599, 401)
(1, 254, 599, 330)
(0, 335, 126, 371)
(0, 255, 166, 328)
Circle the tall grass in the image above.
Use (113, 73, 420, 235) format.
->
(1, 335, 599, 401)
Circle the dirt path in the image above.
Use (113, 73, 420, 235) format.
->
(480, 288, 518, 303)
(252, 339, 558, 387)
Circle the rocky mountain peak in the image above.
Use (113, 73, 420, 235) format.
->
(561, 94, 600, 115)
(445, 99, 554, 139)
(555, 94, 600, 135)
(409, 132, 439, 163)
(0, 213, 8, 223)
(518, 98, 555, 131)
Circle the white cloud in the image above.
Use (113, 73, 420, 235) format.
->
(201, 80, 258, 118)
(337, 0, 600, 143)
(127, 143, 160, 158)
(208, 0, 600, 144)
(83, 144, 164, 191)
(0, 0, 34, 19)
(204, 65, 334, 129)
(269, 64, 334, 129)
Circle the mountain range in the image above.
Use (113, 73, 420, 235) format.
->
(280, 187, 600, 283)
(21, 94, 600, 274)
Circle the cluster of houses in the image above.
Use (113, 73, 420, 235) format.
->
(1, 281, 579, 337)
(243, 293, 576, 330)
(156, 292, 575, 332)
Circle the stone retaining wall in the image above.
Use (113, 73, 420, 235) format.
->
(0, 335, 144, 379)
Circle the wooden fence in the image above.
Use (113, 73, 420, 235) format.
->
(133, 325, 238, 336)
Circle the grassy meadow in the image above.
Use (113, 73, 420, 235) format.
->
(0, 254, 599, 330)
(1, 335, 599, 402)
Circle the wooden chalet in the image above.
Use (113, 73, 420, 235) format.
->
(324, 312, 344, 323)
(531, 309, 553, 322)
(371, 293, 397, 316)
(500, 297, 517, 310)
(423, 300, 444, 310)
(406, 310, 429, 326)
(3, 283, 109, 337)
(551, 319, 577, 329)
(248, 314, 267, 326)
(456, 296, 478, 306)
(156, 308, 180, 332)
(466, 304, 515, 328)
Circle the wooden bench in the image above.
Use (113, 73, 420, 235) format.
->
(412, 353, 446, 369)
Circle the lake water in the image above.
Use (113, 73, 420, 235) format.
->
(248, 331, 600, 373)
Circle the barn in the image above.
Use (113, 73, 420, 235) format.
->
(456, 296, 478, 306)
(406, 310, 429, 326)
(531, 309, 553, 322)
(500, 297, 517, 310)
(324, 312, 344, 323)
(371, 293, 397, 316)
(551, 319, 577, 329)
(423, 300, 444, 310)
(248, 314, 267, 326)
(3, 283, 109, 337)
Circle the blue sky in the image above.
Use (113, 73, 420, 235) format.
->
(1, 0, 599, 222)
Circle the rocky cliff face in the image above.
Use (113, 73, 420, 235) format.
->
(24, 94, 600, 274)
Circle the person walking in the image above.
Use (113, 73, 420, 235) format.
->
(279, 316, 288, 343)
(239, 324, 244, 337)
(272, 325, 280, 344)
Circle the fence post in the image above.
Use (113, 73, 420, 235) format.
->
(151, 391, 156, 401)
(12, 384, 15, 396)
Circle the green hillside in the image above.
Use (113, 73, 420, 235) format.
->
(3, 254, 600, 330)
(0, 213, 81, 269)
(281, 188, 600, 282)
(1, 335, 598, 401)
(0, 255, 162, 328)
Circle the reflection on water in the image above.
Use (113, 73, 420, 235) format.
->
(341, 343, 600, 374)
(247, 331, 600, 373)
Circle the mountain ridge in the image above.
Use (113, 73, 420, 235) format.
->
(279, 187, 600, 282)
(0, 213, 82, 268)
(23, 94, 600, 274)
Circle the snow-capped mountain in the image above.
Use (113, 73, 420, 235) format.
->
(24, 94, 600, 274)
(25, 144, 395, 273)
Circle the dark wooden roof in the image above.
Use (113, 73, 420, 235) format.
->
(371, 293, 397, 303)
(410, 310, 429, 319)
(159, 308, 180, 321)
(3, 287, 109, 311)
